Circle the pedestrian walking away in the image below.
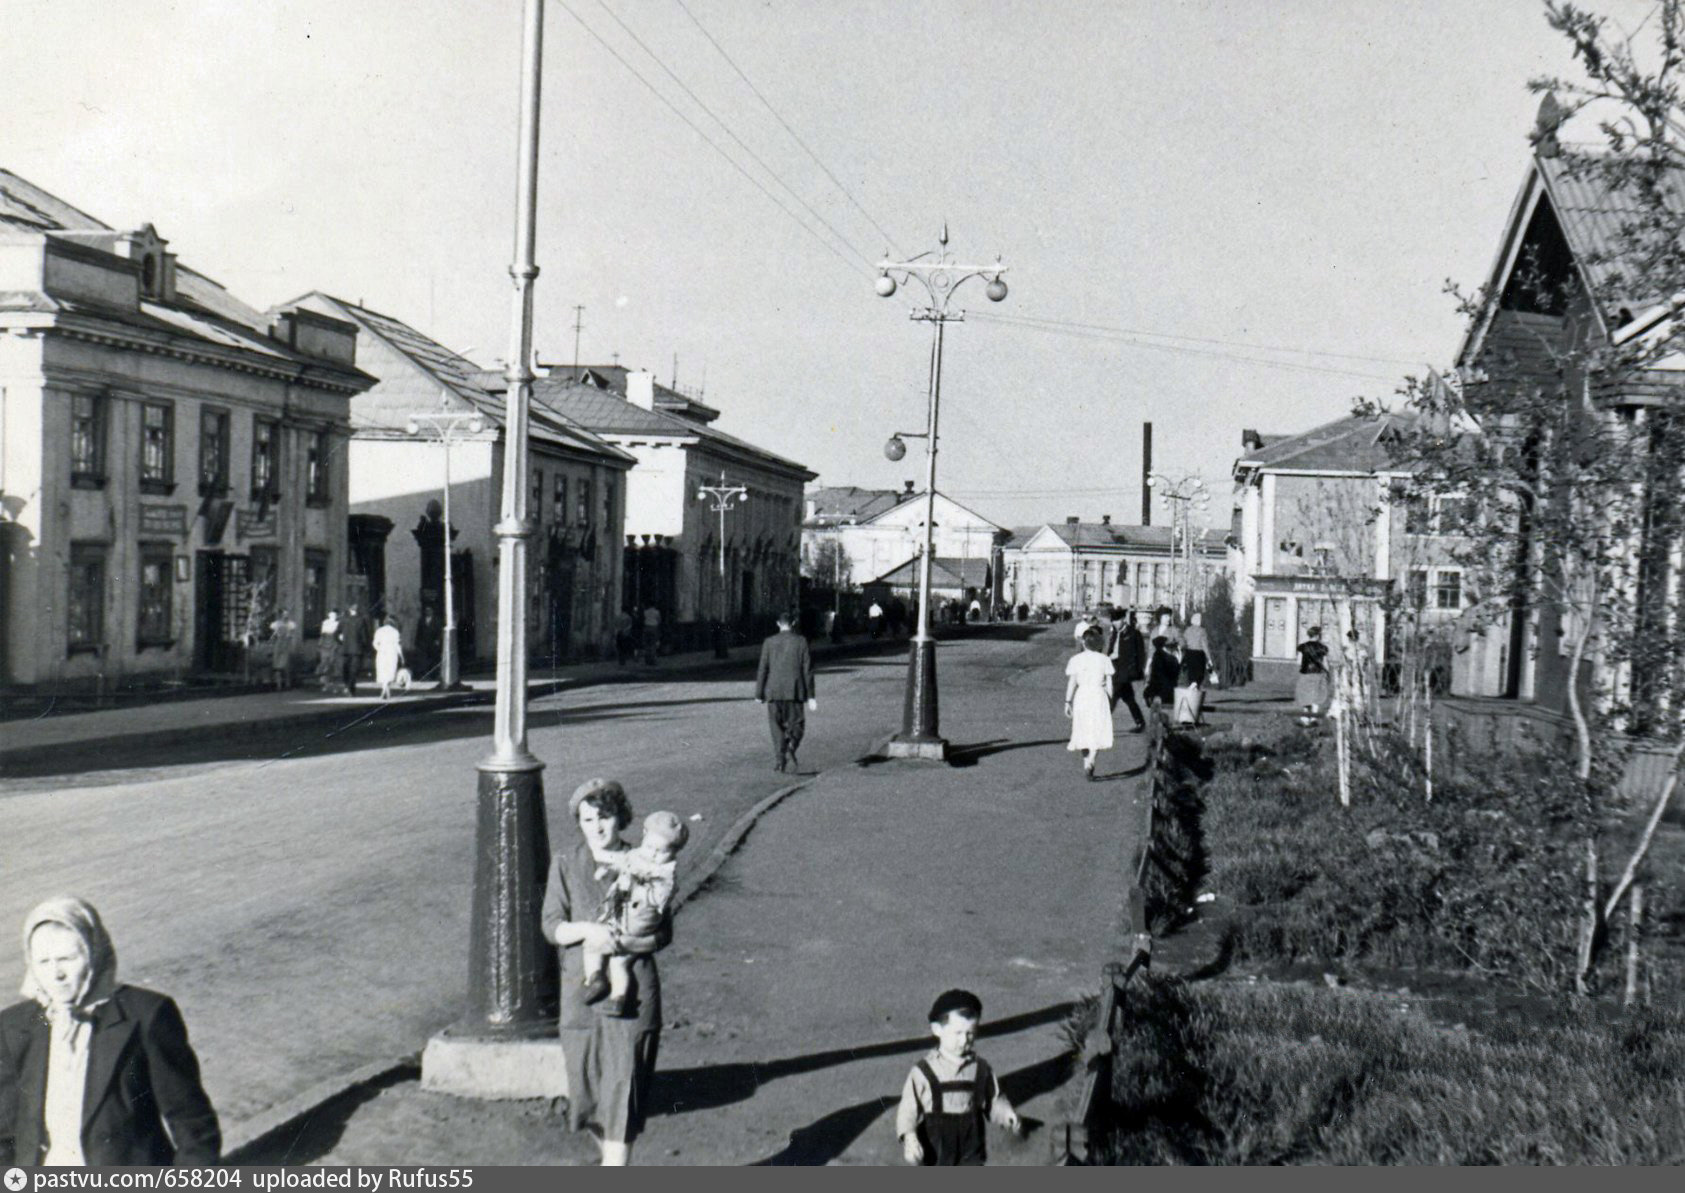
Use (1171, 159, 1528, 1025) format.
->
(373, 615, 405, 700)
(0, 897, 220, 1166)
(1144, 635, 1181, 710)
(897, 989, 1020, 1166)
(268, 607, 299, 691)
(1107, 607, 1147, 732)
(1180, 611, 1210, 687)
(542, 780, 668, 1167)
(867, 599, 884, 639)
(756, 611, 816, 773)
(1064, 624, 1115, 780)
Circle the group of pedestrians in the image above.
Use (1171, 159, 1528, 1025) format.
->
(1064, 605, 1214, 779)
(310, 604, 410, 699)
(1294, 623, 1375, 727)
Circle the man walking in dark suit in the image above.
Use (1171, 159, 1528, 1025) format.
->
(756, 611, 816, 772)
(1109, 607, 1148, 732)
(340, 603, 371, 696)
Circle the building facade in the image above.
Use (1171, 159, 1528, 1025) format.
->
(1232, 415, 1466, 683)
(0, 172, 371, 693)
(802, 484, 1004, 594)
(520, 367, 814, 649)
(294, 296, 633, 666)
(1001, 517, 1226, 615)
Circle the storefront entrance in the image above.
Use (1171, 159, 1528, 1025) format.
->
(194, 550, 250, 674)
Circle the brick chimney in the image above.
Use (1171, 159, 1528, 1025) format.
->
(1066, 516, 1080, 525)
(903, 480, 915, 495)
(1101, 514, 1111, 526)
(627, 369, 656, 410)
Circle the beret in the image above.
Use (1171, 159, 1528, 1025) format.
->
(568, 777, 625, 819)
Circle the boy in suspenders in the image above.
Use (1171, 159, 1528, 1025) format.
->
(896, 989, 1021, 1164)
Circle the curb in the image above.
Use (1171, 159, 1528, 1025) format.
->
(215, 772, 817, 1162)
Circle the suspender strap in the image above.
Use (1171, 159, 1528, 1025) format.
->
(917, 1060, 942, 1114)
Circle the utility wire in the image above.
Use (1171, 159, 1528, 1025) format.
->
(969, 311, 1402, 382)
(594, 0, 879, 273)
(672, 0, 904, 258)
(971, 310, 1425, 369)
(554, 0, 867, 280)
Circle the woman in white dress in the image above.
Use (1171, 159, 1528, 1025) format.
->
(1064, 624, 1115, 781)
(373, 615, 405, 700)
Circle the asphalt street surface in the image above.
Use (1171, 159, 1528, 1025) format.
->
(0, 631, 1068, 1131)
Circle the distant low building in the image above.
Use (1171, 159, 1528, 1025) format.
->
(802, 484, 1004, 599)
(1000, 517, 1225, 614)
(0, 171, 372, 694)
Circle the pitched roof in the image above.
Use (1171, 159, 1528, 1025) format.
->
(0, 171, 370, 390)
(1005, 521, 1224, 554)
(300, 294, 631, 463)
(1536, 150, 1685, 305)
(806, 486, 907, 523)
(564, 364, 722, 424)
(509, 376, 813, 478)
(865, 556, 991, 589)
(1235, 412, 1416, 474)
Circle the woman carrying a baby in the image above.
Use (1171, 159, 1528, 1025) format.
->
(542, 778, 686, 1166)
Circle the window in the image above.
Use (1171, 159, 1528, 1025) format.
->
(306, 428, 331, 505)
(532, 469, 545, 522)
(1404, 492, 1432, 535)
(200, 408, 230, 494)
(67, 543, 106, 652)
(1435, 569, 1463, 611)
(554, 474, 568, 524)
(303, 550, 329, 636)
(251, 418, 279, 502)
(577, 478, 592, 526)
(70, 393, 106, 486)
(140, 401, 174, 492)
(137, 544, 174, 646)
(602, 475, 614, 530)
(1407, 569, 1429, 609)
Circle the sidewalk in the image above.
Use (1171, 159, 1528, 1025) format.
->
(240, 627, 1153, 1165)
(0, 631, 965, 779)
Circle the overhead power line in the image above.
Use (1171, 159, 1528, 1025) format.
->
(672, 0, 904, 257)
(555, 0, 868, 280)
(972, 309, 1425, 370)
(596, 0, 879, 273)
(968, 311, 1406, 382)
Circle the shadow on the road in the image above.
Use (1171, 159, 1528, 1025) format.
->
(227, 1061, 421, 1165)
(2, 695, 756, 781)
(750, 1041, 1074, 1165)
(946, 738, 1065, 767)
(649, 1000, 1074, 1125)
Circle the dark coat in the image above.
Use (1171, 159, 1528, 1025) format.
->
(755, 629, 815, 702)
(0, 986, 220, 1166)
(340, 611, 372, 657)
(1111, 625, 1146, 683)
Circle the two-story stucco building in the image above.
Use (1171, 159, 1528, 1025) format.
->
(0, 171, 371, 695)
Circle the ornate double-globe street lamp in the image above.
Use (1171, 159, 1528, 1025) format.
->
(1148, 472, 1210, 620)
(876, 228, 1007, 761)
(407, 397, 485, 690)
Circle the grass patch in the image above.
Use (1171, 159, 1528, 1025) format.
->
(1099, 974, 1685, 1165)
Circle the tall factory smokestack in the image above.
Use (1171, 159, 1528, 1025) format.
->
(1141, 421, 1153, 526)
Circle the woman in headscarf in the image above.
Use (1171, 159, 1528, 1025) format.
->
(0, 897, 220, 1166)
(542, 780, 668, 1166)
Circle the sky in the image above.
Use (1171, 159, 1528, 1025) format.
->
(1, 0, 1660, 531)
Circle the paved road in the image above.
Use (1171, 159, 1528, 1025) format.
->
(0, 631, 1042, 1130)
(267, 624, 1152, 1165)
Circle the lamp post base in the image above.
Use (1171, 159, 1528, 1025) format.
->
(890, 637, 945, 761)
(420, 1025, 567, 1100)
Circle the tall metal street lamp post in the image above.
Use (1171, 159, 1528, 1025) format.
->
(876, 228, 1008, 761)
(1148, 473, 1210, 621)
(698, 472, 748, 659)
(422, 0, 560, 1098)
(407, 395, 485, 690)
